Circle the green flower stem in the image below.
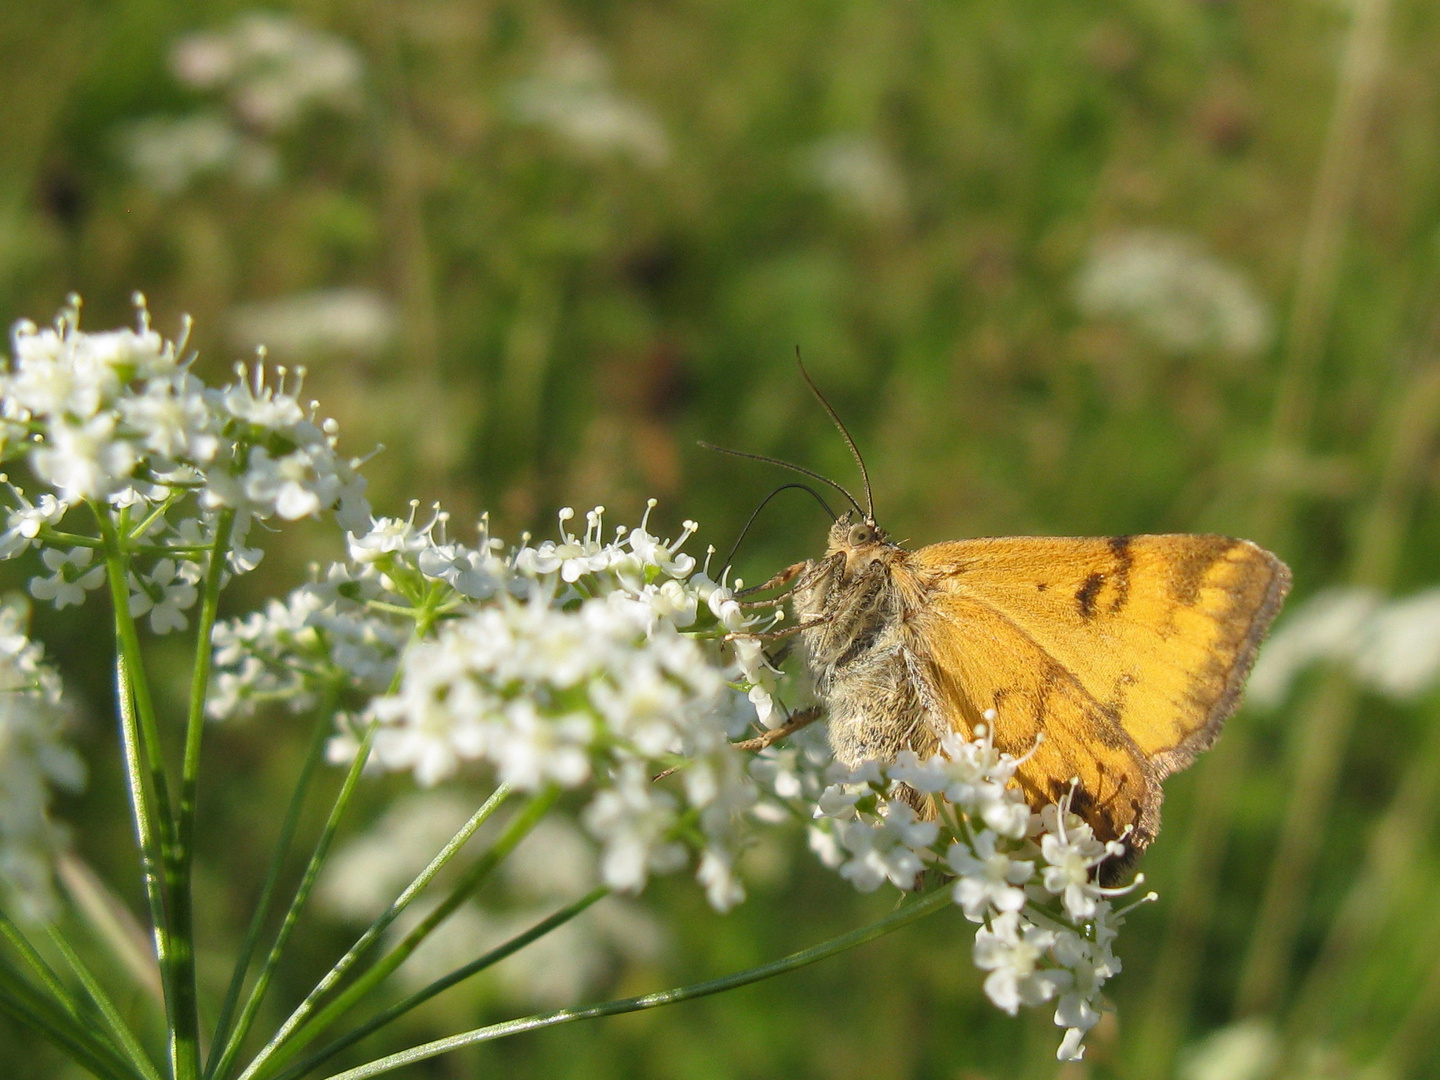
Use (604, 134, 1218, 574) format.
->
(321, 886, 957, 1080)
(236, 784, 522, 1080)
(206, 694, 337, 1078)
(46, 923, 165, 1080)
(361, 600, 422, 620)
(180, 508, 234, 818)
(33, 528, 102, 548)
(0, 959, 141, 1080)
(274, 886, 610, 1080)
(55, 851, 164, 1004)
(0, 906, 81, 1017)
(94, 510, 174, 835)
(208, 724, 379, 1080)
(158, 507, 235, 1080)
(96, 510, 189, 1080)
(126, 496, 181, 544)
(261, 786, 561, 1078)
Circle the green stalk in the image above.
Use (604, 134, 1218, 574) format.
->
(46, 924, 165, 1080)
(126, 495, 183, 546)
(0, 960, 141, 1080)
(207, 724, 379, 1080)
(1374, 913, 1440, 1077)
(1236, 360, 1440, 1017)
(320, 887, 957, 1080)
(220, 622, 444, 1080)
(237, 784, 525, 1080)
(162, 507, 234, 1080)
(261, 787, 560, 1079)
(94, 510, 175, 836)
(1253, 0, 1394, 546)
(56, 852, 164, 1003)
(273, 887, 609, 1080)
(207, 699, 337, 1076)
(0, 905, 82, 1017)
(1287, 694, 1440, 1030)
(96, 510, 186, 1079)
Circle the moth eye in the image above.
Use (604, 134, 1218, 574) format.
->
(848, 523, 875, 546)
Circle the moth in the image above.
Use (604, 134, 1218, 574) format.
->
(725, 366, 1290, 857)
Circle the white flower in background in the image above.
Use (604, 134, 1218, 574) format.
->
(1352, 588, 1440, 699)
(508, 42, 670, 168)
(582, 764, 687, 892)
(0, 598, 83, 921)
(833, 801, 937, 892)
(1250, 585, 1440, 705)
(749, 723, 831, 805)
(1248, 588, 1379, 705)
(120, 15, 363, 195)
(1178, 1019, 1282, 1080)
(171, 14, 364, 132)
(798, 720, 1146, 1062)
(117, 113, 277, 195)
(799, 136, 908, 221)
(1075, 230, 1272, 358)
(227, 289, 396, 361)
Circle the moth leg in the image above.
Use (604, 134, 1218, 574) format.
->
(737, 595, 791, 610)
(737, 560, 809, 597)
(730, 705, 825, 751)
(726, 616, 832, 642)
(808, 559, 890, 661)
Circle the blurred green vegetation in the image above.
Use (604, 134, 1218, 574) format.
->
(3, 0, 1440, 1078)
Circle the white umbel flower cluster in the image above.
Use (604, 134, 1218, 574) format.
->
(210, 501, 780, 911)
(0, 598, 83, 921)
(799, 717, 1149, 1063)
(0, 296, 370, 632)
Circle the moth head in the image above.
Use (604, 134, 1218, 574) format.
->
(827, 510, 888, 556)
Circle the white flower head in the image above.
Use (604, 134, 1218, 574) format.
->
(0, 599, 83, 920)
(974, 912, 1069, 1015)
(128, 557, 202, 634)
(0, 485, 66, 560)
(28, 548, 105, 610)
(300, 501, 772, 909)
(793, 715, 1146, 1063)
(948, 831, 1034, 921)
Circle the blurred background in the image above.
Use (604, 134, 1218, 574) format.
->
(3, 1, 1440, 1077)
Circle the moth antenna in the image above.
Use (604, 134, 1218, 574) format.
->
(723, 482, 837, 571)
(697, 441, 865, 516)
(794, 346, 874, 521)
